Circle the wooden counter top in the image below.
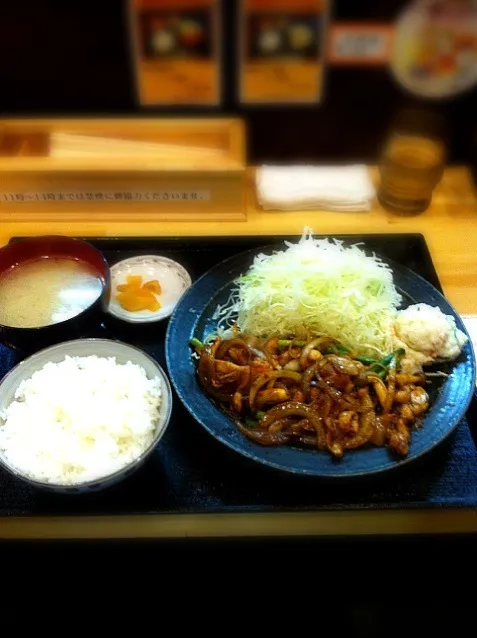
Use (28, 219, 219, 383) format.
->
(1, 166, 477, 540)
(1, 166, 476, 314)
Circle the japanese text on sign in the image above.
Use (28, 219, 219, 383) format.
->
(0, 191, 211, 203)
(328, 25, 393, 65)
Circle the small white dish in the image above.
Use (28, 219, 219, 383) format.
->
(108, 255, 191, 324)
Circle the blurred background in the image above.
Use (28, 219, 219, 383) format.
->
(0, 0, 475, 164)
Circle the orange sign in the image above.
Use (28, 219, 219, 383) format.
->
(130, 0, 221, 106)
(239, 0, 328, 104)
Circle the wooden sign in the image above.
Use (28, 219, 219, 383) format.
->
(129, 0, 221, 106)
(0, 118, 247, 222)
(239, 0, 328, 104)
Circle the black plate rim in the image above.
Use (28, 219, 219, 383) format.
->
(168, 241, 476, 478)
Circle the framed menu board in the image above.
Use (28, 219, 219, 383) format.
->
(130, 0, 221, 106)
(239, 0, 329, 104)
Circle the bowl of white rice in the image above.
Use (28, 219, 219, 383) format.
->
(0, 339, 172, 492)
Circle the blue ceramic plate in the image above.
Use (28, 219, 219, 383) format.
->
(165, 245, 476, 477)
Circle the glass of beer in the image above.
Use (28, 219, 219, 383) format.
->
(378, 110, 446, 215)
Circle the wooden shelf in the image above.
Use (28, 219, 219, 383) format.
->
(0, 118, 247, 221)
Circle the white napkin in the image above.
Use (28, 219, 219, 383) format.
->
(256, 165, 376, 212)
(462, 315, 477, 352)
(460, 315, 477, 386)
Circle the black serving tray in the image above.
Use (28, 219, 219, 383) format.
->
(1, 234, 477, 518)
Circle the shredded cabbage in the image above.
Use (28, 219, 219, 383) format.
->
(214, 229, 402, 355)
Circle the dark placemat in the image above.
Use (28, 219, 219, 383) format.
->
(1, 234, 477, 517)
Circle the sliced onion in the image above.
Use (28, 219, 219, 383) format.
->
(261, 401, 325, 448)
(342, 388, 375, 449)
(234, 420, 291, 446)
(216, 338, 251, 363)
(284, 359, 301, 372)
(197, 353, 233, 403)
(249, 370, 302, 410)
(299, 337, 335, 369)
(383, 356, 397, 413)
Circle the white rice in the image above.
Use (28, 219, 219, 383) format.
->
(0, 355, 162, 485)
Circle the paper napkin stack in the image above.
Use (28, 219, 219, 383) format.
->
(256, 165, 376, 212)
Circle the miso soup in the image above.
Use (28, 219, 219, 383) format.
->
(0, 257, 104, 328)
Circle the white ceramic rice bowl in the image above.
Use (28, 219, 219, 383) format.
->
(0, 339, 172, 493)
